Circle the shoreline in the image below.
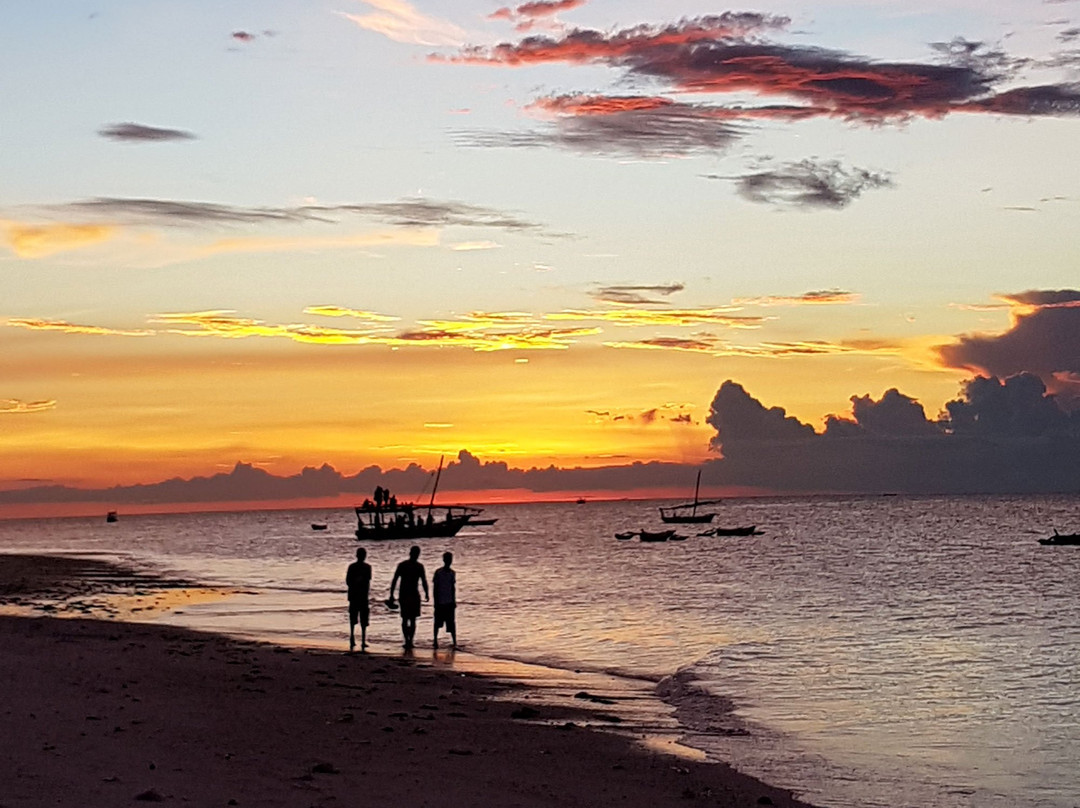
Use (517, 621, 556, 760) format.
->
(0, 552, 817, 807)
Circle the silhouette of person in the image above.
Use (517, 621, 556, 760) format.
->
(432, 551, 457, 650)
(389, 545, 428, 649)
(346, 547, 372, 652)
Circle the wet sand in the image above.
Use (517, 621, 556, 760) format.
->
(0, 554, 816, 807)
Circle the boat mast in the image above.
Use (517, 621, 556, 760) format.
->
(427, 455, 444, 520)
(691, 469, 701, 517)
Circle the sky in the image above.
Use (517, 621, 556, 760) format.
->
(2, 0, 1080, 511)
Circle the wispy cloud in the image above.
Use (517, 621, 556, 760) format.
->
(3, 197, 553, 261)
(438, 14, 1080, 163)
(0, 399, 57, 415)
(547, 307, 763, 328)
(734, 289, 860, 306)
(97, 123, 197, 142)
(605, 335, 902, 357)
(339, 0, 466, 46)
(709, 160, 893, 209)
(592, 283, 684, 305)
(1, 220, 116, 258)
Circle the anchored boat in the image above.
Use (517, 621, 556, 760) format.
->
(354, 456, 483, 541)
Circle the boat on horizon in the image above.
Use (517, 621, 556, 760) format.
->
(659, 469, 720, 524)
(354, 456, 483, 541)
(700, 525, 762, 537)
(1038, 530, 1080, 546)
(106, 510, 118, 523)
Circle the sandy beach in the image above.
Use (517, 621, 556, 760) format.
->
(0, 554, 815, 808)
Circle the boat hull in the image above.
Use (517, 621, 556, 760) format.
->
(1038, 532, 1080, 546)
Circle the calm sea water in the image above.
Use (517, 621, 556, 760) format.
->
(1, 494, 1078, 808)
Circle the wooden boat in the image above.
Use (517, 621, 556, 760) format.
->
(659, 470, 721, 524)
(639, 529, 676, 543)
(355, 456, 483, 541)
(106, 511, 118, 523)
(1038, 530, 1080, 546)
(468, 518, 498, 526)
(311, 523, 328, 531)
(700, 525, 761, 537)
(615, 531, 636, 541)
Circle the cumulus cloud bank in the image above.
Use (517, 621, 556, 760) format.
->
(706, 375, 1080, 493)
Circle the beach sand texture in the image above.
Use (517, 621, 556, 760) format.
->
(0, 554, 814, 808)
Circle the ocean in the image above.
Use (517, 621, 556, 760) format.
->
(1, 493, 1078, 808)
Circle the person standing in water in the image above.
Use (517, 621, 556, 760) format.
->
(389, 545, 428, 649)
(346, 547, 372, 652)
(432, 551, 457, 650)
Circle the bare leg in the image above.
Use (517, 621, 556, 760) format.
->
(361, 625, 368, 651)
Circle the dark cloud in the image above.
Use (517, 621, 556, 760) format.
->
(45, 197, 550, 234)
(455, 96, 743, 157)
(937, 290, 1080, 403)
(66, 198, 322, 225)
(97, 123, 197, 142)
(706, 375, 1080, 493)
(593, 283, 684, 305)
(439, 15, 1080, 162)
(824, 389, 939, 437)
(723, 159, 893, 208)
(706, 380, 815, 451)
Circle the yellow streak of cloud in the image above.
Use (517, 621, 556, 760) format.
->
(1, 220, 116, 258)
(304, 306, 401, 323)
(6, 318, 154, 337)
(548, 308, 764, 328)
(0, 399, 57, 414)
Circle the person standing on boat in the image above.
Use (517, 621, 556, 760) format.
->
(389, 545, 428, 649)
(346, 547, 372, 652)
(432, 551, 457, 650)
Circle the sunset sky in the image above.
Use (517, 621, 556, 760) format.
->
(3, 0, 1079, 503)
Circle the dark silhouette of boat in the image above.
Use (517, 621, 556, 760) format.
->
(1038, 530, 1080, 546)
(468, 518, 498, 526)
(700, 525, 762, 537)
(659, 470, 721, 524)
(311, 523, 328, 531)
(106, 511, 118, 523)
(639, 529, 677, 542)
(355, 456, 483, 541)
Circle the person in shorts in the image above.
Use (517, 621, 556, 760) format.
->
(432, 551, 457, 650)
(389, 545, 428, 649)
(346, 547, 372, 651)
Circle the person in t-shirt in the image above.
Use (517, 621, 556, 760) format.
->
(432, 551, 457, 650)
(346, 547, 372, 652)
(389, 545, 428, 649)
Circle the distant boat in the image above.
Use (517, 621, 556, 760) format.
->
(106, 511, 118, 523)
(639, 529, 676, 543)
(355, 456, 483, 541)
(701, 525, 761, 537)
(311, 523, 328, 531)
(576, 497, 587, 504)
(659, 470, 720, 524)
(1038, 530, 1080, 546)
(615, 531, 636, 541)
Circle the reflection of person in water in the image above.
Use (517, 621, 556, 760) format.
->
(389, 545, 428, 649)
(432, 551, 457, 650)
(346, 548, 372, 652)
